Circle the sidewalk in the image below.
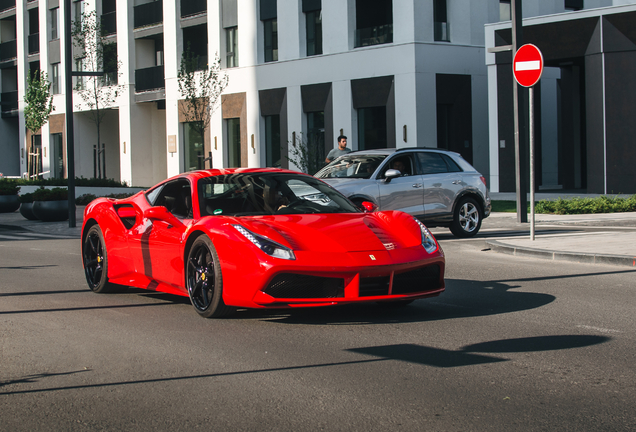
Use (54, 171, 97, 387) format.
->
(483, 212, 636, 267)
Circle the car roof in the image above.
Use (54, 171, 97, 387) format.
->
(345, 147, 460, 157)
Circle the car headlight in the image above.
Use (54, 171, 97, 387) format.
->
(232, 225, 296, 260)
(414, 219, 438, 254)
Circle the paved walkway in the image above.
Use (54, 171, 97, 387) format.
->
(483, 212, 636, 267)
(1, 206, 635, 267)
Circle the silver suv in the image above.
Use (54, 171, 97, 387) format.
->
(315, 148, 491, 238)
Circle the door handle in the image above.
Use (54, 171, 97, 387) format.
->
(452, 180, 462, 185)
(412, 183, 423, 188)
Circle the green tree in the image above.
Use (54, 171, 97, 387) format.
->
(178, 45, 229, 168)
(24, 71, 54, 178)
(72, 10, 123, 177)
(24, 71, 54, 133)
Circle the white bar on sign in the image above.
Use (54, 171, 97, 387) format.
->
(515, 60, 541, 71)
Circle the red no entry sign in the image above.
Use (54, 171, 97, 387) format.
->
(513, 44, 544, 87)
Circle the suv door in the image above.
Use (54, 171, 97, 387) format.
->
(416, 151, 464, 220)
(377, 153, 425, 217)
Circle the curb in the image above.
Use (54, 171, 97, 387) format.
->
(486, 240, 636, 268)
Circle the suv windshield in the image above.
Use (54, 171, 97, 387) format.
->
(315, 154, 387, 179)
(198, 173, 360, 216)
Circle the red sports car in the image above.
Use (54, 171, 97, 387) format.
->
(81, 168, 445, 318)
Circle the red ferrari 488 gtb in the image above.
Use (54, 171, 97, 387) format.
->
(81, 168, 445, 318)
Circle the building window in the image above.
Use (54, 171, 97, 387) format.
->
(358, 107, 387, 150)
(103, 43, 118, 86)
(184, 122, 204, 172)
(564, 0, 583, 11)
(227, 118, 241, 167)
(263, 19, 278, 62)
(226, 26, 238, 67)
(50, 7, 59, 40)
(73, 0, 85, 25)
(51, 63, 60, 94)
(434, 0, 449, 42)
(51, 133, 64, 179)
(307, 111, 325, 166)
(499, 1, 511, 21)
(354, 0, 392, 48)
(74, 58, 85, 90)
(306, 10, 322, 56)
(264, 115, 281, 167)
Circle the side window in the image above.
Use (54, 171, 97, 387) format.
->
(152, 179, 193, 219)
(416, 152, 448, 175)
(441, 154, 463, 173)
(380, 154, 415, 178)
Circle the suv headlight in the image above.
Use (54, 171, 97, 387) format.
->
(232, 225, 296, 260)
(414, 219, 438, 254)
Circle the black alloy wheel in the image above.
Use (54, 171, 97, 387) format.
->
(83, 225, 116, 293)
(186, 236, 235, 318)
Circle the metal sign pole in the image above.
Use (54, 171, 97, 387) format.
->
(529, 86, 535, 240)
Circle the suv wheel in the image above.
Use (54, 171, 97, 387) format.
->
(450, 197, 482, 238)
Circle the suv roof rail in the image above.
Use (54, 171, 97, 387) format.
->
(395, 146, 444, 152)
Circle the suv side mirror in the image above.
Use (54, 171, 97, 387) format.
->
(384, 169, 401, 183)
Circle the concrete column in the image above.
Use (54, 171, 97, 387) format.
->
(331, 79, 353, 149)
(116, 0, 134, 184)
(165, 0, 181, 177)
(322, 0, 354, 54)
(277, 0, 301, 61)
(246, 89, 260, 167)
(17, 0, 28, 178)
(394, 72, 417, 149)
(415, 72, 436, 148)
(286, 85, 302, 170)
(393, 0, 415, 44)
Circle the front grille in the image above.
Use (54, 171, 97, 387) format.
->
(392, 265, 442, 295)
(359, 276, 390, 297)
(264, 273, 345, 299)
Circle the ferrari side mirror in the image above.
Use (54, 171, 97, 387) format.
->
(144, 206, 185, 228)
(361, 201, 377, 213)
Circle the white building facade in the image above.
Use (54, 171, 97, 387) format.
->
(0, 0, 631, 188)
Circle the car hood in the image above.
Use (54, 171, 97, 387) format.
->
(227, 211, 423, 253)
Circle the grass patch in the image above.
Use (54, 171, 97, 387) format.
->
(492, 195, 636, 214)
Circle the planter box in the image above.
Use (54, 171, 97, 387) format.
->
(0, 195, 20, 213)
(32, 200, 72, 222)
(19, 202, 38, 220)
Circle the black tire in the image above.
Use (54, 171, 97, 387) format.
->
(83, 225, 120, 293)
(450, 197, 483, 238)
(186, 236, 236, 318)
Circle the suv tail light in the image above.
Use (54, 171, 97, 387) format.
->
(480, 176, 487, 186)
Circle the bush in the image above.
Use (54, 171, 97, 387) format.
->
(0, 179, 20, 196)
(19, 192, 35, 203)
(535, 195, 636, 215)
(32, 187, 68, 201)
(14, 176, 129, 188)
(76, 192, 136, 205)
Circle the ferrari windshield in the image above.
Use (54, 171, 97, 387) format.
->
(198, 173, 360, 216)
(314, 154, 387, 179)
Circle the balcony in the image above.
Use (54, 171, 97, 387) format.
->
(101, 11, 116, 36)
(0, 39, 17, 62)
(135, 65, 164, 92)
(0, 0, 15, 12)
(28, 33, 39, 55)
(181, 0, 206, 18)
(1, 91, 18, 117)
(134, 0, 163, 29)
(354, 24, 393, 48)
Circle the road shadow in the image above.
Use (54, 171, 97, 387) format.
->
(348, 335, 611, 368)
(0, 335, 610, 395)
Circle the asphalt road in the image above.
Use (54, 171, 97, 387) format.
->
(1, 231, 635, 431)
